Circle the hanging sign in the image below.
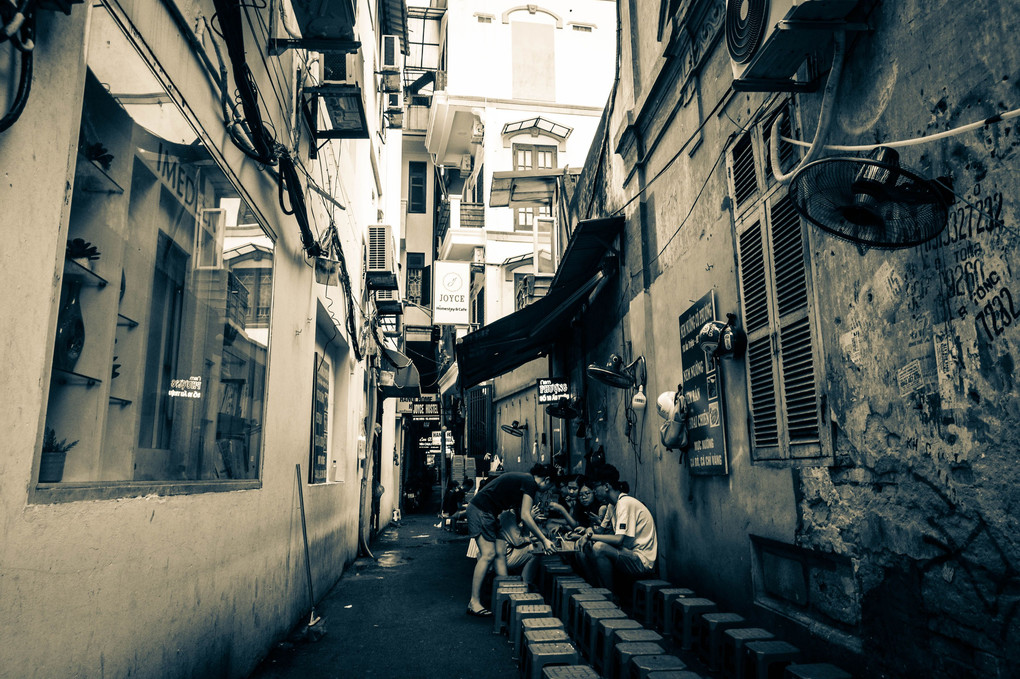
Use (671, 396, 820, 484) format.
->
(432, 260, 471, 325)
(537, 378, 569, 404)
(677, 291, 729, 475)
(411, 399, 441, 420)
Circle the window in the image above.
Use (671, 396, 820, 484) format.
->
(512, 143, 556, 231)
(408, 161, 428, 213)
(471, 286, 484, 327)
(39, 7, 273, 492)
(407, 252, 425, 305)
(730, 101, 829, 463)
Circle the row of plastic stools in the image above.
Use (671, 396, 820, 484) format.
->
(634, 579, 854, 679)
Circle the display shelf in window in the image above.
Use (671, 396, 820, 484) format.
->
(116, 313, 138, 329)
(75, 153, 124, 195)
(53, 368, 103, 388)
(64, 259, 109, 288)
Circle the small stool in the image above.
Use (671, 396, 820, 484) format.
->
(573, 599, 617, 640)
(567, 592, 609, 634)
(632, 580, 672, 627)
(593, 618, 644, 674)
(607, 629, 663, 677)
(522, 628, 571, 663)
(541, 562, 576, 601)
(548, 572, 584, 606)
(670, 597, 717, 651)
(542, 665, 600, 679)
(721, 628, 774, 679)
(744, 640, 801, 679)
(523, 641, 580, 679)
(610, 642, 666, 679)
(506, 592, 545, 636)
(698, 612, 746, 671)
(646, 673, 705, 679)
(494, 583, 531, 634)
(785, 663, 853, 679)
(630, 654, 687, 679)
(579, 606, 627, 658)
(518, 616, 567, 658)
(654, 588, 695, 634)
(555, 580, 592, 620)
(511, 604, 554, 654)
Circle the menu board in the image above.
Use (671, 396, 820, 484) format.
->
(677, 291, 729, 475)
(310, 353, 329, 483)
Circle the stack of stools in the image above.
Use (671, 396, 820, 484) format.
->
(698, 612, 746, 671)
(494, 580, 530, 634)
(522, 640, 580, 679)
(629, 653, 688, 678)
(670, 597, 717, 651)
(743, 640, 801, 679)
(511, 603, 555, 658)
(721, 628, 774, 679)
(631, 580, 672, 627)
(653, 588, 694, 636)
(591, 618, 643, 674)
(784, 663, 853, 679)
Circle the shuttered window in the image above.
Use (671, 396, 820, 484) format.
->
(729, 100, 828, 463)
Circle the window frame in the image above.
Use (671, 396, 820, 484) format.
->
(512, 143, 556, 231)
(728, 99, 831, 465)
(408, 161, 428, 213)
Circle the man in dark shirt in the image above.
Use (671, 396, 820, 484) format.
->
(465, 463, 556, 616)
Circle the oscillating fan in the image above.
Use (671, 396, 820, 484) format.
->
(546, 397, 582, 420)
(788, 147, 950, 249)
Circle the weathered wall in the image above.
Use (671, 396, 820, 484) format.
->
(568, 0, 1020, 675)
(0, 2, 371, 677)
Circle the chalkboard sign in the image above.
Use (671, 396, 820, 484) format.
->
(310, 353, 329, 483)
(677, 291, 728, 475)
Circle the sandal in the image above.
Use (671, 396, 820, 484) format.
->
(465, 606, 493, 617)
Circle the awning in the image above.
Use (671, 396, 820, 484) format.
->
(489, 168, 580, 208)
(549, 215, 624, 294)
(379, 347, 421, 399)
(456, 270, 604, 388)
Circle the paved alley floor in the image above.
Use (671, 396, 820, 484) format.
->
(248, 512, 520, 679)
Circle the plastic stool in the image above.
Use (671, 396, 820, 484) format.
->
(579, 606, 627, 658)
(494, 583, 531, 634)
(670, 597, 717, 651)
(698, 612, 746, 671)
(593, 618, 644, 673)
(518, 617, 566, 658)
(506, 592, 545, 635)
(573, 599, 617, 640)
(555, 580, 592, 621)
(721, 628, 774, 679)
(548, 572, 584, 606)
(744, 640, 801, 679)
(607, 629, 663, 678)
(610, 642, 666, 679)
(541, 562, 576, 601)
(542, 665, 600, 679)
(654, 588, 695, 635)
(632, 580, 672, 627)
(785, 664, 853, 679)
(511, 605, 555, 657)
(567, 592, 609, 634)
(630, 654, 687, 678)
(523, 641, 580, 679)
(522, 628, 571, 663)
(646, 672, 706, 679)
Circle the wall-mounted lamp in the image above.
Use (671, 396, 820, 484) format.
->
(587, 354, 647, 389)
(697, 313, 747, 359)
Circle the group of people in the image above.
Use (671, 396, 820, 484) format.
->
(464, 462, 658, 617)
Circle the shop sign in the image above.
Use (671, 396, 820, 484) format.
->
(431, 430, 454, 448)
(678, 291, 728, 475)
(433, 260, 471, 325)
(411, 400, 440, 420)
(537, 378, 569, 404)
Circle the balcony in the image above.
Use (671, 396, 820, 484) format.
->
(437, 198, 485, 261)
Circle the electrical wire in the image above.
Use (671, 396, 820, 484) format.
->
(0, 6, 33, 134)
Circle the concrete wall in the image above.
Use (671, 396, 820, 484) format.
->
(570, 0, 1020, 675)
(0, 0, 386, 676)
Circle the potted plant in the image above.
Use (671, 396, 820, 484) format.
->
(39, 427, 77, 483)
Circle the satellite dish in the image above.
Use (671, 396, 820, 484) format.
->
(546, 397, 582, 420)
(500, 420, 527, 438)
(788, 147, 951, 249)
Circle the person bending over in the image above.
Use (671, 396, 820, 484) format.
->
(576, 470, 657, 590)
(465, 463, 556, 616)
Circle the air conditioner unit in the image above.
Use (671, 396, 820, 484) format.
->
(385, 91, 403, 112)
(726, 0, 860, 89)
(366, 224, 398, 290)
(318, 50, 362, 86)
(373, 288, 403, 315)
(472, 247, 485, 264)
(458, 154, 473, 177)
(380, 35, 403, 73)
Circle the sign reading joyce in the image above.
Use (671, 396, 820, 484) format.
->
(537, 378, 569, 404)
(433, 260, 471, 325)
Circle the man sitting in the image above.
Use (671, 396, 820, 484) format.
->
(577, 466, 657, 590)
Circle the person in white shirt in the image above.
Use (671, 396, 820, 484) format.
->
(577, 471, 657, 589)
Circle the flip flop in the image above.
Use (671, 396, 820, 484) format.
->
(466, 606, 493, 617)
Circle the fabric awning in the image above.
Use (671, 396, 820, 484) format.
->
(379, 347, 421, 398)
(549, 215, 624, 295)
(456, 271, 604, 388)
(489, 168, 580, 208)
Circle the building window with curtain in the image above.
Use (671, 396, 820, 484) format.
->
(512, 143, 555, 231)
(408, 161, 427, 213)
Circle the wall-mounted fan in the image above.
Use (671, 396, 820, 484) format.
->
(500, 420, 528, 437)
(788, 147, 950, 249)
(546, 397, 582, 420)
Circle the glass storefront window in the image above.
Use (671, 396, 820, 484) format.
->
(39, 7, 273, 489)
